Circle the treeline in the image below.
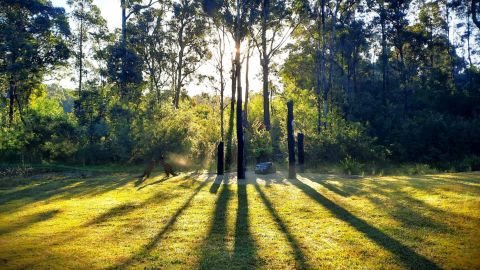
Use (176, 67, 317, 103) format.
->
(0, 0, 479, 172)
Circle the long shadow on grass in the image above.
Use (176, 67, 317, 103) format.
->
(0, 174, 135, 214)
(254, 184, 310, 269)
(198, 177, 232, 269)
(109, 175, 212, 270)
(289, 177, 441, 270)
(0, 209, 60, 235)
(232, 181, 258, 269)
(307, 174, 454, 232)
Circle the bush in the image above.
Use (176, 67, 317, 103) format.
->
(340, 156, 363, 175)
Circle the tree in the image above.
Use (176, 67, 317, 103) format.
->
(119, 0, 158, 102)
(67, 0, 107, 95)
(0, 0, 71, 125)
(251, 0, 294, 131)
(203, 0, 259, 178)
(171, 0, 210, 108)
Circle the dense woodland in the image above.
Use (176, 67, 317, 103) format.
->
(1, 0, 480, 173)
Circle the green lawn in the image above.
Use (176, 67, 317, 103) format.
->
(0, 170, 479, 269)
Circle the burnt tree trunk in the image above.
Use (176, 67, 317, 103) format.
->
(225, 60, 236, 171)
(235, 39, 245, 180)
(217, 141, 224, 175)
(297, 133, 304, 173)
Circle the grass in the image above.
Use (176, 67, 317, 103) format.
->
(0, 170, 479, 269)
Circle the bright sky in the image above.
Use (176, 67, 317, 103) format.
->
(49, 0, 266, 97)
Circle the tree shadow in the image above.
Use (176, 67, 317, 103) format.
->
(198, 182, 232, 269)
(288, 177, 441, 270)
(305, 174, 456, 232)
(232, 183, 258, 269)
(0, 209, 60, 235)
(0, 174, 136, 214)
(209, 175, 226, 194)
(108, 175, 213, 270)
(254, 184, 310, 269)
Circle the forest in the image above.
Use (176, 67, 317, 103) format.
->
(1, 0, 480, 173)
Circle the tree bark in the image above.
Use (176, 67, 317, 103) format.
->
(78, 0, 84, 95)
(121, 0, 127, 101)
(261, 0, 271, 131)
(225, 60, 236, 171)
(297, 133, 304, 173)
(235, 5, 245, 179)
(217, 141, 224, 175)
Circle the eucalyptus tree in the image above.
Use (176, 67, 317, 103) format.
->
(170, 0, 210, 108)
(68, 0, 107, 95)
(119, 0, 158, 101)
(203, 0, 260, 178)
(251, 0, 295, 131)
(0, 0, 71, 125)
(128, 4, 171, 104)
(299, 0, 358, 131)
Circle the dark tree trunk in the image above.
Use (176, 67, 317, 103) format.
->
(225, 60, 236, 171)
(297, 133, 304, 173)
(217, 141, 224, 175)
(287, 100, 296, 179)
(235, 37, 245, 179)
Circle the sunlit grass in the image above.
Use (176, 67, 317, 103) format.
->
(0, 171, 479, 269)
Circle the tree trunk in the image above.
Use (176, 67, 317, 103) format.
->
(297, 133, 304, 173)
(314, 46, 323, 132)
(217, 141, 224, 175)
(235, 0, 244, 179)
(245, 41, 250, 124)
(78, 1, 84, 95)
(324, 1, 339, 128)
(174, 23, 185, 109)
(261, 0, 271, 131)
(225, 60, 236, 171)
(220, 64, 225, 141)
(121, 1, 127, 101)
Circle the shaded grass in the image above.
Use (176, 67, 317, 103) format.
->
(0, 171, 479, 269)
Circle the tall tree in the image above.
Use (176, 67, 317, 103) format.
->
(0, 0, 70, 125)
(119, 0, 157, 102)
(171, 0, 209, 108)
(251, 0, 293, 131)
(68, 0, 107, 95)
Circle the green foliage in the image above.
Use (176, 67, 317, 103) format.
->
(246, 121, 273, 163)
(340, 156, 362, 175)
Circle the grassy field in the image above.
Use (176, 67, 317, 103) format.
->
(0, 170, 479, 269)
